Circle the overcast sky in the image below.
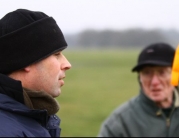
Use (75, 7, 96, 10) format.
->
(1, 0, 179, 34)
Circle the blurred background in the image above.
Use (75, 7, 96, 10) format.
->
(1, 0, 179, 136)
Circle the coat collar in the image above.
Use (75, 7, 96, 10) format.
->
(138, 88, 179, 116)
(0, 73, 24, 104)
(0, 74, 48, 126)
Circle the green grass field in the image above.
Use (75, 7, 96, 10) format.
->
(56, 49, 141, 137)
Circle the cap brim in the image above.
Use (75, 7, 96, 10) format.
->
(132, 60, 172, 72)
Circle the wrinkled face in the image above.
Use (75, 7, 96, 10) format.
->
(139, 66, 174, 103)
(29, 51, 71, 97)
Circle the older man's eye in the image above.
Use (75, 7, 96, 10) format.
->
(142, 70, 151, 75)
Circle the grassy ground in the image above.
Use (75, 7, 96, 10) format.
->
(56, 49, 141, 137)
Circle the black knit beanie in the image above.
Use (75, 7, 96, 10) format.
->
(0, 9, 67, 74)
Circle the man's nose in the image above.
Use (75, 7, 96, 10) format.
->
(151, 74, 160, 85)
(62, 56, 72, 70)
(65, 60, 71, 70)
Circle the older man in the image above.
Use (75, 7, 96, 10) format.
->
(98, 43, 179, 137)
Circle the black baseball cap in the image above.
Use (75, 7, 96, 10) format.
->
(132, 43, 175, 72)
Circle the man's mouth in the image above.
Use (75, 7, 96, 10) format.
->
(59, 78, 65, 86)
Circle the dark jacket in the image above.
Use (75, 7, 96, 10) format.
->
(0, 74, 61, 137)
(98, 89, 179, 137)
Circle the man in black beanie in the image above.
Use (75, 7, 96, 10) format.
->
(0, 9, 71, 137)
(98, 43, 179, 137)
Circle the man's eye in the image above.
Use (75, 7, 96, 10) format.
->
(142, 70, 150, 75)
(55, 53, 60, 56)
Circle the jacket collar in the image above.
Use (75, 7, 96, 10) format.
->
(139, 90, 159, 113)
(0, 74, 48, 125)
(173, 88, 179, 107)
(138, 88, 179, 116)
(0, 73, 24, 104)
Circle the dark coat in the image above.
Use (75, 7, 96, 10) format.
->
(0, 74, 61, 137)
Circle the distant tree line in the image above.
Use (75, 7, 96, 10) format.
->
(65, 28, 179, 48)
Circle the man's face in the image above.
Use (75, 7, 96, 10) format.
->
(29, 51, 71, 97)
(139, 66, 174, 103)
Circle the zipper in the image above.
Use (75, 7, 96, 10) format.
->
(166, 118, 170, 127)
(165, 107, 175, 137)
(166, 107, 175, 127)
(156, 107, 175, 136)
